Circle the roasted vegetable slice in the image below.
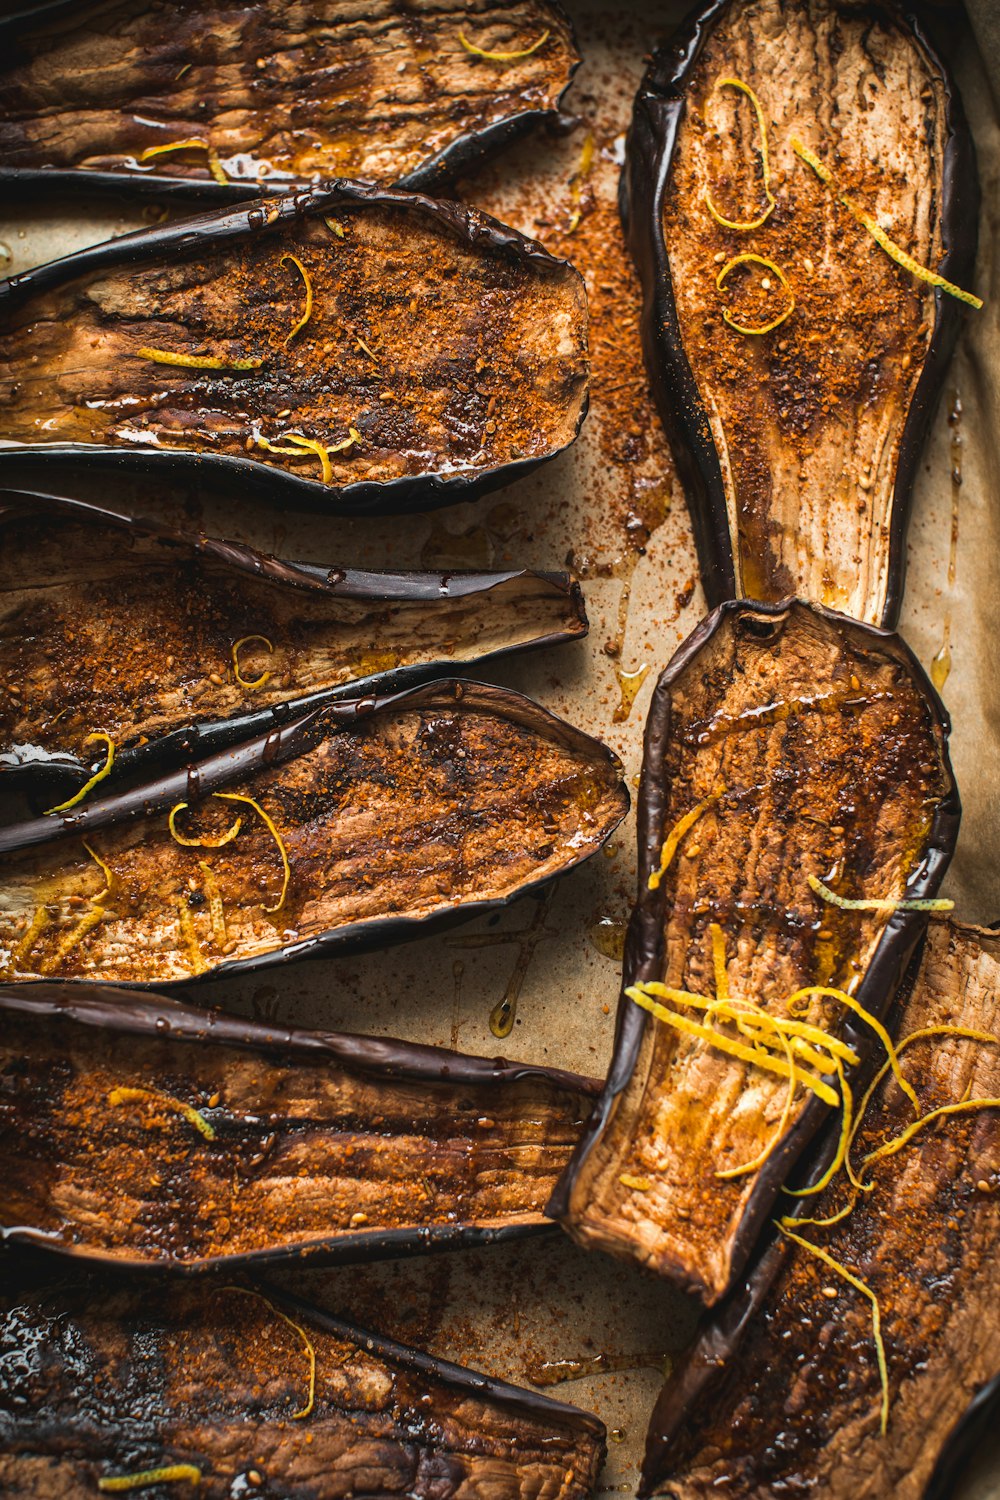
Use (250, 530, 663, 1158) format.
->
(0, 182, 589, 513)
(640, 918, 1000, 1498)
(0, 0, 579, 202)
(0, 981, 597, 1270)
(550, 599, 958, 1305)
(0, 1275, 606, 1498)
(0, 489, 587, 813)
(623, 0, 979, 624)
(0, 677, 628, 984)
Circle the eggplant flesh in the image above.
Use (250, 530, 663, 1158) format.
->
(0, 0, 579, 200)
(0, 981, 597, 1270)
(641, 918, 1000, 1499)
(0, 677, 629, 984)
(624, 0, 978, 625)
(0, 490, 587, 811)
(0, 1276, 606, 1499)
(550, 599, 959, 1305)
(0, 183, 589, 514)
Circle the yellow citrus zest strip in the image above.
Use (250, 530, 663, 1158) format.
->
(704, 76, 776, 231)
(280, 253, 314, 344)
(83, 840, 115, 901)
(323, 217, 346, 239)
(718, 1022, 798, 1180)
(45, 732, 116, 814)
(176, 898, 208, 976)
(791, 136, 983, 309)
(777, 1221, 889, 1433)
(39, 905, 105, 974)
(232, 634, 274, 690)
(648, 789, 721, 891)
(786, 1056, 855, 1198)
(792, 1200, 857, 1230)
(98, 1466, 202, 1492)
(717, 253, 795, 335)
(198, 861, 228, 946)
(808, 872, 953, 914)
(11, 906, 50, 969)
(168, 802, 242, 849)
(137, 346, 264, 372)
(637, 983, 859, 1067)
(108, 1084, 215, 1140)
(619, 1173, 653, 1191)
(221, 1287, 315, 1418)
(255, 430, 359, 484)
(862, 1097, 1000, 1177)
(458, 27, 550, 61)
(852, 1023, 999, 1153)
(138, 137, 227, 184)
(786, 986, 919, 1114)
(214, 792, 290, 912)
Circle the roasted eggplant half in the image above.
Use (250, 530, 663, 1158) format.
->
(0, 0, 579, 203)
(550, 598, 959, 1305)
(0, 677, 628, 984)
(0, 980, 597, 1271)
(640, 917, 1000, 1499)
(0, 182, 589, 514)
(0, 488, 588, 814)
(0, 1274, 606, 1498)
(623, 0, 979, 624)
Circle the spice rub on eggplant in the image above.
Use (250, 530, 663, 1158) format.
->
(0, 490, 587, 810)
(0, 1276, 606, 1498)
(0, 678, 628, 984)
(640, 918, 1000, 1499)
(0, 183, 589, 513)
(550, 599, 958, 1306)
(624, 0, 979, 624)
(0, 982, 598, 1270)
(0, 0, 579, 201)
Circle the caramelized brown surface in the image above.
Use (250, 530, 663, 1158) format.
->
(0, 0, 577, 188)
(665, 0, 948, 619)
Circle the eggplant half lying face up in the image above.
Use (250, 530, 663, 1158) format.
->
(0, 489, 587, 814)
(0, 678, 628, 985)
(623, 0, 980, 624)
(0, 0, 580, 202)
(0, 1276, 607, 1499)
(550, 599, 959, 1306)
(0, 183, 589, 513)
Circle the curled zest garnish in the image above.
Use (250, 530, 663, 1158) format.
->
(138, 136, 227, 184)
(648, 789, 721, 891)
(83, 840, 115, 901)
(232, 634, 274, 690)
(704, 76, 776, 231)
(862, 1097, 1000, 1177)
(108, 1084, 215, 1140)
(11, 906, 49, 970)
(39, 905, 105, 974)
(808, 872, 953, 915)
(619, 1173, 653, 1191)
(176, 898, 208, 977)
(220, 1287, 315, 1418)
(785, 985, 919, 1116)
(791, 136, 983, 309)
(458, 27, 550, 61)
(168, 801, 242, 848)
(44, 732, 115, 814)
(280, 253, 314, 344)
(254, 429, 360, 485)
(717, 253, 795, 335)
(137, 346, 264, 371)
(98, 1466, 202, 1492)
(214, 792, 290, 912)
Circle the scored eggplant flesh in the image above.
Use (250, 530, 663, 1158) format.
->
(0, 1275, 607, 1498)
(0, 183, 589, 513)
(550, 599, 959, 1306)
(0, 0, 579, 200)
(624, 0, 978, 624)
(640, 918, 1000, 1499)
(0, 490, 587, 809)
(0, 981, 598, 1270)
(0, 678, 628, 984)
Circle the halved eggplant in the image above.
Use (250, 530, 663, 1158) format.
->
(0, 677, 628, 984)
(623, 0, 979, 625)
(0, 488, 587, 814)
(640, 917, 1000, 1499)
(0, 182, 589, 514)
(0, 980, 598, 1271)
(549, 598, 959, 1306)
(0, 0, 579, 203)
(0, 1273, 606, 1498)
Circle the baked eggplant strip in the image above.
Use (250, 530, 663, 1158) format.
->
(0, 0, 579, 203)
(0, 488, 587, 814)
(0, 677, 628, 983)
(0, 981, 598, 1271)
(0, 1273, 607, 1498)
(640, 918, 1000, 1499)
(622, 0, 979, 625)
(550, 598, 959, 1305)
(0, 181, 589, 514)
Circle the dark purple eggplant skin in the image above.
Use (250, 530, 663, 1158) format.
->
(547, 597, 960, 1295)
(0, 487, 588, 814)
(620, 0, 979, 626)
(0, 179, 589, 516)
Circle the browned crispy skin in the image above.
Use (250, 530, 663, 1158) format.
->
(0, 1279, 606, 1498)
(0, 0, 578, 190)
(553, 600, 957, 1304)
(642, 919, 1000, 1499)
